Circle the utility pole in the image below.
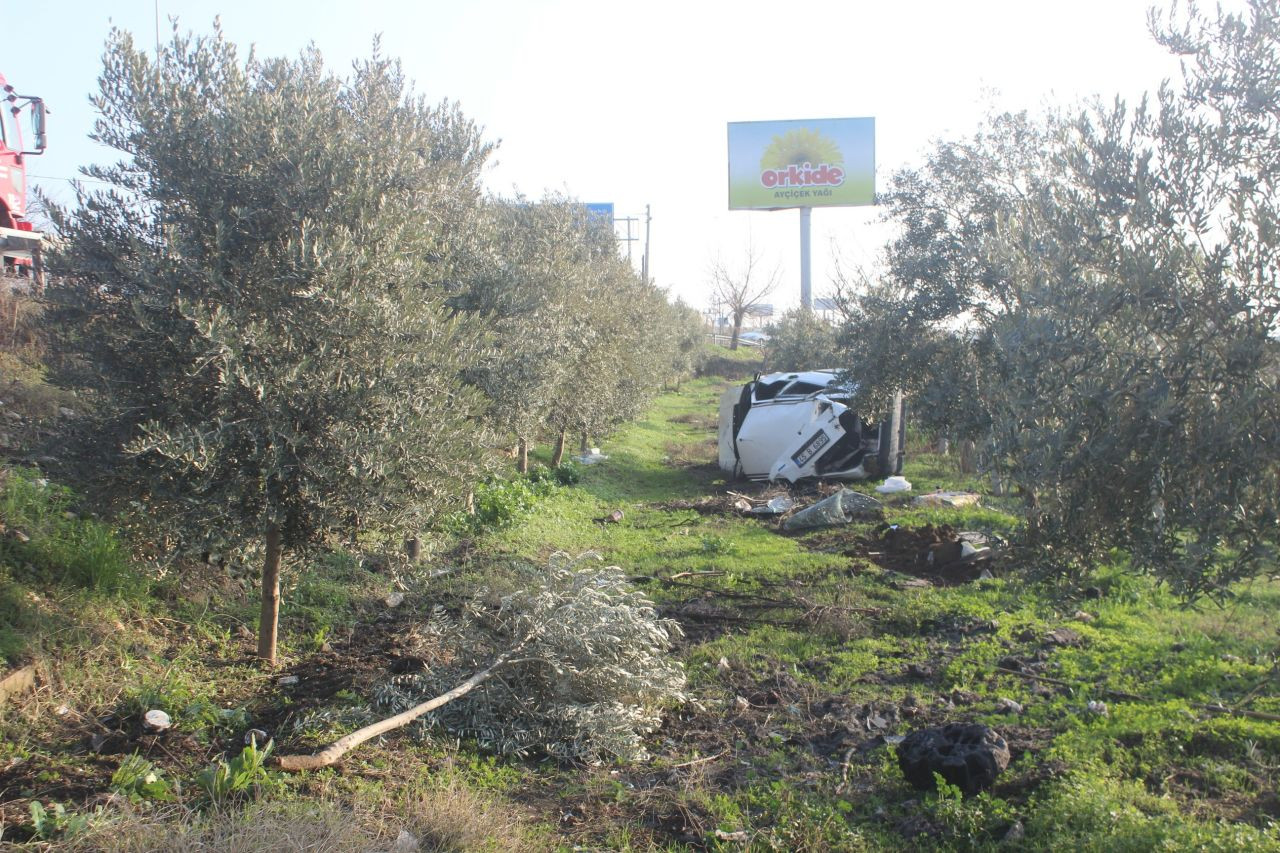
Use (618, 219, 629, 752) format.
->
(618, 215, 639, 263)
(641, 204, 651, 282)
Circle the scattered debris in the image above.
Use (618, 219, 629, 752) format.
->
(717, 656, 731, 674)
(598, 509, 624, 524)
(244, 728, 269, 745)
(897, 723, 1010, 795)
(1087, 700, 1109, 717)
(1073, 610, 1095, 623)
(866, 524, 999, 584)
(714, 829, 750, 843)
(574, 448, 609, 465)
(1045, 627, 1083, 647)
(912, 491, 981, 508)
(734, 495, 795, 516)
(143, 709, 172, 732)
(1004, 820, 1026, 843)
(384, 592, 405, 608)
(782, 489, 883, 531)
(876, 475, 912, 494)
(995, 697, 1024, 714)
(277, 675, 300, 687)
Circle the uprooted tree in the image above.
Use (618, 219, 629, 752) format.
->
(843, 0, 1280, 597)
(277, 552, 687, 770)
(44, 27, 493, 663)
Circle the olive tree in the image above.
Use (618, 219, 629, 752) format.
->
(846, 0, 1280, 597)
(45, 27, 493, 661)
(763, 307, 841, 373)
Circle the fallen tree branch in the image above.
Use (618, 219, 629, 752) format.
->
(671, 749, 727, 769)
(993, 666, 1280, 723)
(277, 647, 520, 772)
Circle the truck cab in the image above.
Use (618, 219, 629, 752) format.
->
(0, 72, 47, 278)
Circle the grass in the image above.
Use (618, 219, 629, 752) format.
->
(1, 358, 1278, 849)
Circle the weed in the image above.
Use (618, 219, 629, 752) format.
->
(193, 738, 275, 807)
(444, 471, 560, 536)
(110, 754, 176, 803)
(28, 801, 91, 841)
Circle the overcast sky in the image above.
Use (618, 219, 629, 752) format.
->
(8, 0, 1218, 312)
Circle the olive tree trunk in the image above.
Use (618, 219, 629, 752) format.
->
(551, 429, 567, 467)
(257, 523, 283, 665)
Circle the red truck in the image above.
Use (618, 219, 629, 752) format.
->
(0, 72, 47, 283)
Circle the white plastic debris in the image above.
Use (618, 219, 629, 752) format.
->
(876, 475, 912, 494)
(143, 709, 172, 731)
(574, 449, 609, 465)
(912, 490, 981, 507)
(715, 829, 749, 842)
(384, 591, 405, 608)
(1087, 700, 1109, 717)
(277, 675, 299, 687)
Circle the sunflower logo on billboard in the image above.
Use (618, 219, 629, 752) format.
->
(758, 129, 846, 189)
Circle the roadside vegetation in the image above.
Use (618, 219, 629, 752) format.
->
(2, 1, 1279, 849)
(2, 363, 1277, 849)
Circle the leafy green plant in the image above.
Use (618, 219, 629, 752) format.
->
(924, 776, 1015, 846)
(193, 738, 275, 806)
(110, 753, 175, 803)
(553, 462, 582, 486)
(445, 474, 557, 536)
(28, 801, 90, 841)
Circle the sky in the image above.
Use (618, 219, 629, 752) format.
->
(5, 0, 1216, 313)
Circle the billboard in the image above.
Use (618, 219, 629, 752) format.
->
(728, 117, 874, 210)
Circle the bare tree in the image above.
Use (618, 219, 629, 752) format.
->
(710, 241, 779, 349)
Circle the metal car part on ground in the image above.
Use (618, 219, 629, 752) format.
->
(718, 370, 905, 483)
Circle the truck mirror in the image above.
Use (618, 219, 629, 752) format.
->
(30, 99, 46, 153)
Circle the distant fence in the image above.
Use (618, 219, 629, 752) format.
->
(706, 333, 763, 348)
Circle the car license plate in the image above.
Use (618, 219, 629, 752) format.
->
(791, 430, 830, 468)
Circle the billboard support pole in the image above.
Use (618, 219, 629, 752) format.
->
(799, 206, 813, 309)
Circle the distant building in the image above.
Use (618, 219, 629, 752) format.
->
(745, 303, 774, 328)
(813, 297, 841, 322)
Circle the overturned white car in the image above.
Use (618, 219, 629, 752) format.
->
(718, 370, 905, 483)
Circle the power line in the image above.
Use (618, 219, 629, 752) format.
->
(27, 174, 118, 186)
